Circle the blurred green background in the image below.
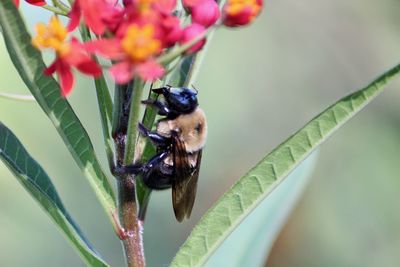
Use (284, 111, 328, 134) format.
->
(1, 0, 400, 266)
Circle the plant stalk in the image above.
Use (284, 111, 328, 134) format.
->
(118, 176, 145, 267)
(113, 81, 146, 267)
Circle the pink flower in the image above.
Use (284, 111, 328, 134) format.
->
(87, 23, 165, 84)
(180, 23, 206, 54)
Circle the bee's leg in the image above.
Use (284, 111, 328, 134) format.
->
(114, 151, 168, 176)
(113, 163, 142, 175)
(141, 99, 171, 116)
(141, 152, 172, 190)
(151, 85, 171, 95)
(137, 122, 172, 148)
(140, 151, 169, 174)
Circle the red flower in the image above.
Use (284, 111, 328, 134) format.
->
(68, 0, 123, 35)
(44, 39, 102, 96)
(222, 0, 263, 27)
(13, 0, 46, 7)
(32, 16, 101, 96)
(180, 23, 206, 54)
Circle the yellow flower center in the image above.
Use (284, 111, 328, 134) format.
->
(121, 24, 161, 62)
(32, 16, 70, 57)
(226, 0, 261, 17)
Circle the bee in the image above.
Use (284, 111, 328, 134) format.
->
(124, 85, 207, 221)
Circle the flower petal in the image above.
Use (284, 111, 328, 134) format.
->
(135, 60, 164, 81)
(76, 59, 102, 77)
(110, 61, 134, 84)
(56, 61, 74, 97)
(67, 0, 82, 32)
(79, 0, 107, 35)
(85, 39, 123, 59)
(44, 60, 58, 76)
(153, 0, 176, 14)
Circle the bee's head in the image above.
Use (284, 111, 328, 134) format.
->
(153, 86, 198, 114)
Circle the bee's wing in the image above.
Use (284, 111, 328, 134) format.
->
(184, 149, 202, 219)
(172, 134, 202, 222)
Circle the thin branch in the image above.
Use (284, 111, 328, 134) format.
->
(157, 25, 218, 65)
(0, 92, 36, 102)
(51, 0, 70, 13)
(41, 5, 68, 15)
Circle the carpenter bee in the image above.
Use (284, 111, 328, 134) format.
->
(124, 85, 207, 221)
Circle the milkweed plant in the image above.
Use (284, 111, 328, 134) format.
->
(0, 0, 399, 266)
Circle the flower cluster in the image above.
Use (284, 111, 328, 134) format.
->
(30, 0, 263, 97)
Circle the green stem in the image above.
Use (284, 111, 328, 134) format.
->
(182, 26, 218, 87)
(135, 81, 163, 220)
(42, 5, 68, 15)
(124, 80, 144, 164)
(112, 81, 146, 267)
(52, 0, 70, 13)
(79, 25, 115, 170)
(157, 25, 218, 65)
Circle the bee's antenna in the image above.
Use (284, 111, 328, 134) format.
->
(191, 84, 199, 94)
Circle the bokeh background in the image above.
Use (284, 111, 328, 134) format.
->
(1, 0, 400, 266)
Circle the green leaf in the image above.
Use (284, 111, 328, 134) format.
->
(171, 63, 400, 267)
(205, 151, 318, 267)
(0, 122, 109, 267)
(0, 0, 118, 231)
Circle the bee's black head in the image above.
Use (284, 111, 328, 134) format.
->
(153, 86, 198, 114)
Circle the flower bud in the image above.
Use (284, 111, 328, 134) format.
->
(182, 0, 200, 8)
(191, 0, 220, 28)
(26, 0, 46, 5)
(13, 0, 46, 7)
(223, 0, 262, 27)
(180, 23, 206, 54)
(162, 16, 183, 47)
